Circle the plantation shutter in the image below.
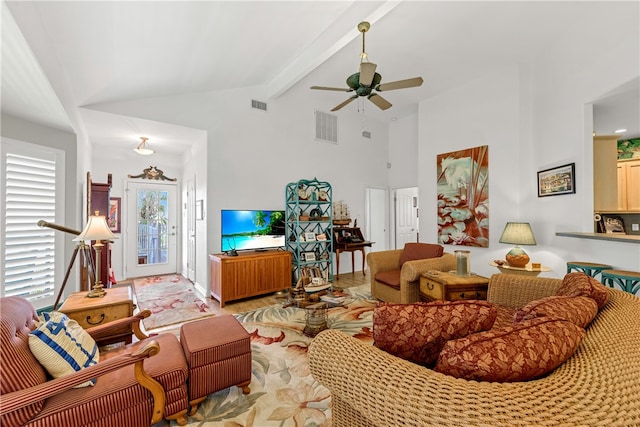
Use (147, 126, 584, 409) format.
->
(1, 140, 64, 307)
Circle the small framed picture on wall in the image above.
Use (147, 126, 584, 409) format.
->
(108, 197, 121, 233)
(537, 163, 576, 197)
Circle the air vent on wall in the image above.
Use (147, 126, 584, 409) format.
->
(315, 110, 338, 144)
(251, 99, 267, 111)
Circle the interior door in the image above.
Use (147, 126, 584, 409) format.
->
(186, 177, 196, 282)
(365, 188, 388, 252)
(395, 187, 419, 248)
(126, 181, 178, 278)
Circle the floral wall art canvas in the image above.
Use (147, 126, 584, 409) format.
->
(437, 145, 489, 247)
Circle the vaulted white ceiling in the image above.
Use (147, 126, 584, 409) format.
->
(2, 1, 638, 155)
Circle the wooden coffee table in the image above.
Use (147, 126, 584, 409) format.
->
(419, 271, 489, 302)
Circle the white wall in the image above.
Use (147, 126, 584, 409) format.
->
(419, 65, 523, 278)
(83, 1, 640, 287)
(414, 1, 640, 278)
(90, 147, 185, 283)
(529, 2, 640, 274)
(180, 132, 208, 291)
(388, 113, 418, 189)
(2, 113, 83, 296)
(89, 81, 390, 281)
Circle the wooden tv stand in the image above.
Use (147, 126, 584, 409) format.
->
(209, 250, 292, 307)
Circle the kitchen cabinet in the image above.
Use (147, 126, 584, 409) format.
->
(594, 135, 620, 212)
(617, 159, 640, 211)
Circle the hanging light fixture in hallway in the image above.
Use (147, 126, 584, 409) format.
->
(134, 137, 155, 155)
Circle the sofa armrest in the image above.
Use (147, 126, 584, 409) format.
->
(487, 274, 562, 308)
(366, 249, 402, 276)
(0, 340, 165, 424)
(400, 252, 457, 283)
(86, 309, 151, 341)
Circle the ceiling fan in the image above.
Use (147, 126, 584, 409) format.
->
(311, 21, 423, 112)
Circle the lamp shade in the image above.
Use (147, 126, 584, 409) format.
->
(73, 214, 117, 242)
(499, 222, 536, 245)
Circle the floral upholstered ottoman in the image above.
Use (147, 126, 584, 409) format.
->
(180, 315, 251, 414)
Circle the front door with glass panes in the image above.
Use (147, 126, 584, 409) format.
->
(126, 181, 177, 277)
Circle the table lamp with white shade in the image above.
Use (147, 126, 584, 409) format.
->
(74, 212, 117, 298)
(499, 222, 537, 268)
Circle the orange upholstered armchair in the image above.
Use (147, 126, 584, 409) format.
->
(0, 296, 189, 427)
(367, 243, 456, 303)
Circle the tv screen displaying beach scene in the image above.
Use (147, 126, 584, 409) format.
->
(221, 209, 286, 252)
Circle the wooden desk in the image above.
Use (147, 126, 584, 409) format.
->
(333, 227, 373, 280)
(489, 261, 551, 276)
(59, 286, 134, 345)
(420, 271, 489, 302)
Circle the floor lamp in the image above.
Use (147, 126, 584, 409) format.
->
(74, 212, 117, 298)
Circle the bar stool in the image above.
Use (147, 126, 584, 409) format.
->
(566, 262, 612, 279)
(601, 270, 640, 295)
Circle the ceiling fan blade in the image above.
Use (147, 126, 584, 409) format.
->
(359, 62, 377, 86)
(331, 96, 358, 111)
(368, 93, 392, 110)
(376, 77, 424, 91)
(310, 86, 352, 92)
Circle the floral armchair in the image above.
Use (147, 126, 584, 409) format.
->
(0, 296, 189, 427)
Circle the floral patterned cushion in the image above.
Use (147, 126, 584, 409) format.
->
(434, 317, 585, 382)
(514, 295, 598, 328)
(557, 272, 609, 309)
(493, 305, 516, 329)
(373, 300, 496, 366)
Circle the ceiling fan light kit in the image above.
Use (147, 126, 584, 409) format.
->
(134, 136, 155, 155)
(311, 21, 424, 112)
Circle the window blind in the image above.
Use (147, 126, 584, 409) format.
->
(2, 141, 63, 306)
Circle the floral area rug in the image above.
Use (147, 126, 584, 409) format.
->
(175, 284, 375, 427)
(133, 274, 214, 330)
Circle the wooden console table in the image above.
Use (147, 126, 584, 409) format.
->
(209, 250, 292, 307)
(333, 227, 373, 280)
(419, 271, 489, 302)
(59, 286, 134, 345)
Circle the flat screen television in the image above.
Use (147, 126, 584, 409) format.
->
(221, 209, 286, 253)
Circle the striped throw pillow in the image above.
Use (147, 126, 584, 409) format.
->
(28, 311, 99, 387)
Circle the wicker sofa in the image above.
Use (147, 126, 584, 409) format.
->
(309, 274, 640, 427)
(367, 247, 456, 303)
